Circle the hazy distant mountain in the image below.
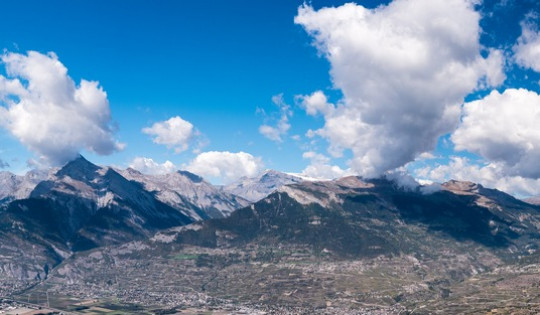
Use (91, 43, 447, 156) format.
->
(117, 168, 249, 220)
(223, 169, 310, 202)
(0, 169, 52, 205)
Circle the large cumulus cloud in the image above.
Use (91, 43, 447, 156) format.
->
(0, 51, 124, 165)
(452, 88, 540, 178)
(295, 0, 505, 177)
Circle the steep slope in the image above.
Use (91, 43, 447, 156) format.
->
(223, 169, 307, 202)
(117, 168, 249, 220)
(0, 156, 193, 280)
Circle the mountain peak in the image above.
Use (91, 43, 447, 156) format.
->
(55, 155, 100, 181)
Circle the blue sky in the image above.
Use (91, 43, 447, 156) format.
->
(0, 0, 352, 172)
(1, 0, 540, 196)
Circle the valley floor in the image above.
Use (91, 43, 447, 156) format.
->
(2, 244, 540, 314)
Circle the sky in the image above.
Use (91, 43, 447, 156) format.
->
(1, 0, 540, 197)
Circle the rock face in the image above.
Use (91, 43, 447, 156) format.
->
(223, 170, 307, 202)
(117, 168, 249, 220)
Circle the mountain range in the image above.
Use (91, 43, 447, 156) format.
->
(1, 156, 540, 313)
(156, 176, 540, 259)
(0, 156, 304, 280)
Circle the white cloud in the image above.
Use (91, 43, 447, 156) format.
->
(295, 0, 505, 177)
(513, 21, 540, 72)
(259, 125, 282, 142)
(414, 156, 540, 197)
(301, 151, 350, 179)
(452, 88, 540, 178)
(385, 168, 421, 191)
(128, 157, 177, 175)
(416, 152, 437, 161)
(298, 90, 334, 116)
(142, 116, 195, 153)
(0, 51, 124, 165)
(258, 94, 292, 142)
(186, 151, 264, 184)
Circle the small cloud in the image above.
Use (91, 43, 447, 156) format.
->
(513, 20, 540, 72)
(258, 94, 292, 143)
(259, 125, 283, 142)
(128, 157, 177, 175)
(26, 157, 49, 170)
(385, 168, 420, 191)
(186, 151, 264, 184)
(300, 151, 351, 179)
(297, 90, 334, 116)
(142, 116, 197, 153)
(416, 152, 436, 161)
(305, 129, 316, 138)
